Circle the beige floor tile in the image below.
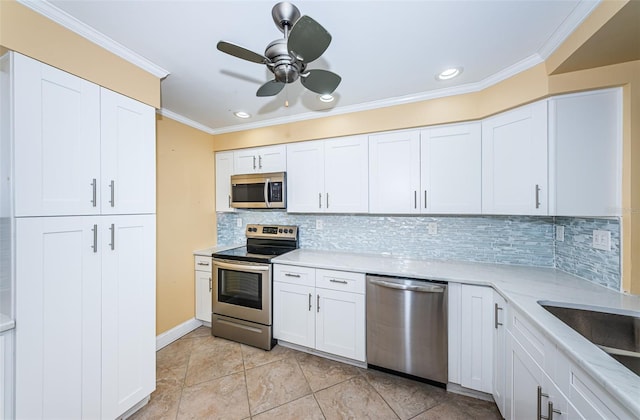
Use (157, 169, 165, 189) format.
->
(297, 352, 360, 392)
(177, 371, 250, 420)
(156, 337, 195, 375)
(245, 357, 312, 416)
(129, 367, 183, 420)
(183, 326, 212, 339)
(315, 375, 399, 419)
(412, 393, 502, 420)
(361, 369, 446, 420)
(251, 394, 325, 420)
(184, 336, 244, 386)
(241, 343, 297, 370)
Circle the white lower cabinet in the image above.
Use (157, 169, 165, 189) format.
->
(492, 292, 508, 417)
(15, 215, 155, 419)
(273, 265, 365, 362)
(194, 256, 213, 322)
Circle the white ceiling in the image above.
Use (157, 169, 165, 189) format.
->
(40, 0, 599, 134)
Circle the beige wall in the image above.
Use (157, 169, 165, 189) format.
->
(0, 0, 160, 107)
(156, 115, 216, 334)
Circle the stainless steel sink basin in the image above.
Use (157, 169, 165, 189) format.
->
(539, 301, 640, 377)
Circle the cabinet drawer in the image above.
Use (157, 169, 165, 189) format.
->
(507, 308, 555, 371)
(194, 256, 212, 273)
(274, 264, 316, 287)
(316, 269, 365, 294)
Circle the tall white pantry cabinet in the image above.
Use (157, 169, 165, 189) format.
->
(9, 52, 156, 419)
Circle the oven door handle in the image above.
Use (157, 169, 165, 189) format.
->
(213, 260, 270, 272)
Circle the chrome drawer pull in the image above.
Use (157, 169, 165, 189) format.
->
(197, 261, 210, 266)
(329, 279, 348, 284)
(285, 273, 301, 278)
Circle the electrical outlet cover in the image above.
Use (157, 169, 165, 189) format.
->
(556, 225, 564, 242)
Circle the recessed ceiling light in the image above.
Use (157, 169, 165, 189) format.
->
(436, 67, 463, 81)
(233, 111, 251, 119)
(319, 94, 335, 103)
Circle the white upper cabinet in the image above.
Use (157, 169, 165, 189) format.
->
(548, 88, 622, 217)
(13, 53, 101, 217)
(215, 151, 235, 212)
(100, 88, 155, 215)
(482, 100, 548, 215)
(420, 122, 481, 214)
(234, 145, 286, 174)
(287, 135, 368, 213)
(369, 130, 421, 214)
(12, 54, 155, 217)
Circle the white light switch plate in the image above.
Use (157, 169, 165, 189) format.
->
(593, 230, 611, 251)
(427, 222, 438, 235)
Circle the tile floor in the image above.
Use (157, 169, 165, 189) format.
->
(130, 326, 502, 420)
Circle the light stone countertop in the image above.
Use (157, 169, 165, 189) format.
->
(272, 248, 640, 416)
(193, 244, 242, 257)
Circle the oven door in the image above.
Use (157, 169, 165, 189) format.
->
(212, 259, 272, 326)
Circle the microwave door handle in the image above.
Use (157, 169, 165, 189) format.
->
(264, 178, 271, 208)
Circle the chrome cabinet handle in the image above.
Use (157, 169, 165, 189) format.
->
(535, 184, 541, 209)
(91, 178, 97, 207)
(326, 193, 329, 209)
(414, 190, 417, 209)
(258, 155, 262, 169)
(317, 294, 320, 313)
(285, 273, 301, 278)
(330, 279, 348, 284)
(252, 156, 256, 169)
(109, 180, 115, 207)
(197, 261, 210, 266)
(319, 192, 322, 209)
(91, 224, 98, 253)
(228, 195, 231, 208)
(109, 223, 115, 250)
(209, 277, 212, 292)
(424, 190, 427, 209)
(308, 293, 312, 311)
(494, 303, 503, 329)
(537, 386, 549, 420)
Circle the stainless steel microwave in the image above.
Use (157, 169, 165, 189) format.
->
(230, 172, 286, 209)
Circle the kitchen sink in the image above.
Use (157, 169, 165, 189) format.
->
(539, 301, 640, 377)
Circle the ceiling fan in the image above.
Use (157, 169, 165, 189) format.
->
(216, 1, 341, 98)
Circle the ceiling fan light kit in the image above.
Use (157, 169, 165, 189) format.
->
(217, 1, 341, 100)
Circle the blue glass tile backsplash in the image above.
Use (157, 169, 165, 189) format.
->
(217, 212, 621, 291)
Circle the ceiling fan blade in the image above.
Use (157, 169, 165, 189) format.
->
(288, 15, 332, 63)
(257, 80, 285, 97)
(217, 41, 269, 64)
(301, 70, 341, 94)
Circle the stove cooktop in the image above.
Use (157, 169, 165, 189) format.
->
(212, 224, 299, 264)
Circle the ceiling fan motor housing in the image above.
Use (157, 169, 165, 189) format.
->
(265, 39, 305, 83)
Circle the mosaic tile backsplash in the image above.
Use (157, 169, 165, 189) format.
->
(217, 212, 621, 291)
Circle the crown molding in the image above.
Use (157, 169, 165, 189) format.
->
(157, 109, 216, 135)
(538, 0, 601, 59)
(17, 0, 170, 79)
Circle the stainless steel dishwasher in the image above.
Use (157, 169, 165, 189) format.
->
(366, 275, 447, 385)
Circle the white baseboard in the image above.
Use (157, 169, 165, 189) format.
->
(156, 318, 204, 351)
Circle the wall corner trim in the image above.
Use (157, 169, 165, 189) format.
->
(17, 0, 170, 79)
(156, 318, 203, 351)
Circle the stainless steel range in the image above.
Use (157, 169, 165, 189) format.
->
(211, 224, 298, 350)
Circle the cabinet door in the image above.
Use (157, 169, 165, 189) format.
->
(549, 88, 622, 216)
(369, 130, 421, 214)
(273, 281, 315, 348)
(15, 216, 102, 419)
(215, 151, 235, 212)
(195, 270, 212, 322)
(460, 285, 493, 393)
(100, 88, 156, 215)
(257, 145, 286, 173)
(13, 53, 101, 217)
(324, 135, 369, 213)
(286, 141, 325, 212)
(315, 288, 365, 361)
(506, 332, 545, 420)
(234, 149, 259, 174)
(421, 123, 481, 214)
(482, 101, 548, 215)
(493, 292, 508, 417)
(101, 215, 156, 419)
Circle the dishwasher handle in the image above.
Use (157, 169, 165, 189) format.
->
(368, 278, 445, 293)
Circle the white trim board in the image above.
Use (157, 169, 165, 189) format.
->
(155, 318, 203, 351)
